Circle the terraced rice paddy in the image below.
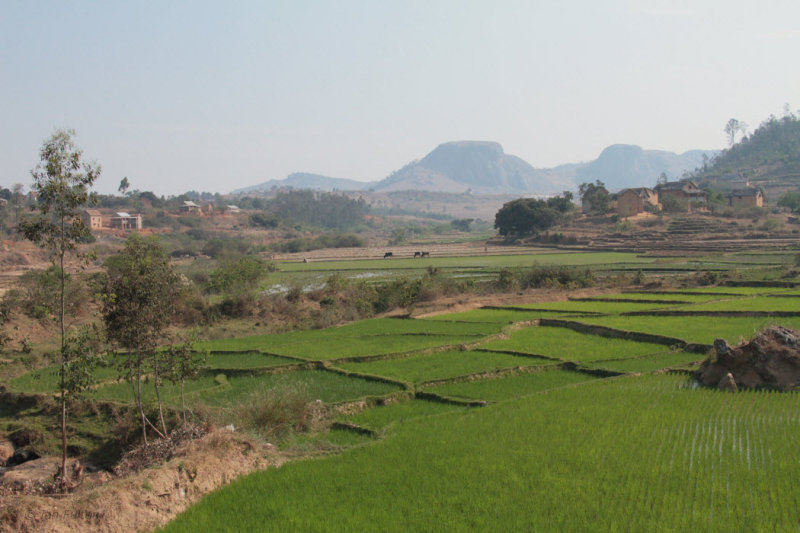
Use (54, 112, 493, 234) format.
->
(164, 373, 800, 531)
(13, 281, 800, 530)
(478, 325, 672, 362)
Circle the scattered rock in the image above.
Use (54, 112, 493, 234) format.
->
(0, 438, 14, 465)
(718, 372, 738, 393)
(695, 326, 800, 390)
(0, 456, 79, 492)
(6, 448, 39, 467)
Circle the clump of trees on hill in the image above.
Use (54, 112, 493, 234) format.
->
(494, 193, 575, 237)
(702, 109, 800, 178)
(264, 190, 368, 230)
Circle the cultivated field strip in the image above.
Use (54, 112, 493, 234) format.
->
(163, 374, 800, 531)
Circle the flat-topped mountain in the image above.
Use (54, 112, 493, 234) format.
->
(233, 172, 373, 194)
(373, 141, 568, 194)
(235, 142, 716, 195)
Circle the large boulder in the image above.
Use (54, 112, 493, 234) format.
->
(0, 456, 79, 492)
(695, 326, 800, 390)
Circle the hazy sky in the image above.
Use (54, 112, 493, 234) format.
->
(2, 1, 798, 195)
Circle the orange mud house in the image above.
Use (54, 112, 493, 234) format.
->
(617, 187, 659, 217)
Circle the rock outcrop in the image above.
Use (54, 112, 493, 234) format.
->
(695, 326, 800, 390)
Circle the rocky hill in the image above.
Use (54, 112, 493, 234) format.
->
(232, 172, 374, 194)
(235, 142, 716, 196)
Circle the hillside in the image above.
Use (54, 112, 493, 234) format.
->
(573, 145, 716, 190)
(694, 114, 800, 198)
(374, 141, 568, 194)
(233, 172, 374, 194)
(234, 142, 716, 196)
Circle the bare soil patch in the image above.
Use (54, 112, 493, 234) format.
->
(0, 428, 281, 533)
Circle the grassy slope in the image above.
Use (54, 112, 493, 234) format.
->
(162, 373, 800, 531)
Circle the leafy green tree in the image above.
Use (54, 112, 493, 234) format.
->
(102, 234, 183, 443)
(118, 177, 130, 196)
(579, 180, 611, 215)
(163, 331, 206, 428)
(494, 194, 573, 237)
(17, 129, 100, 488)
(208, 256, 269, 296)
(778, 192, 800, 214)
(451, 218, 474, 232)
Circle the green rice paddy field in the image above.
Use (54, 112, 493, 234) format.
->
(155, 285, 800, 530)
(11, 283, 800, 529)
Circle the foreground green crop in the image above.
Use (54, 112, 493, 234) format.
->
(162, 374, 800, 531)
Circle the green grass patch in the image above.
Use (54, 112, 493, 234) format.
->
(280, 427, 375, 452)
(507, 300, 683, 314)
(342, 399, 467, 430)
(586, 351, 703, 373)
(197, 370, 403, 406)
(9, 362, 121, 394)
(421, 308, 572, 323)
(89, 374, 222, 404)
(422, 368, 598, 402)
(671, 295, 800, 313)
(336, 350, 550, 384)
(206, 351, 296, 370)
(479, 326, 670, 362)
(575, 315, 800, 345)
(164, 373, 800, 531)
(270, 335, 473, 361)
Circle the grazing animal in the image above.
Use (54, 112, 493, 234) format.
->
(302, 257, 309, 263)
(420, 251, 430, 257)
(383, 252, 393, 259)
(414, 251, 421, 258)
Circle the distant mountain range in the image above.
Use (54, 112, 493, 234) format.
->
(234, 141, 717, 195)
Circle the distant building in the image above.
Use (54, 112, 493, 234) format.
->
(727, 188, 763, 208)
(180, 200, 201, 213)
(226, 205, 240, 213)
(617, 188, 659, 217)
(110, 212, 142, 230)
(82, 209, 104, 230)
(0, 198, 8, 209)
(655, 180, 708, 211)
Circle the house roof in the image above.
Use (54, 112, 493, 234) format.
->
(84, 209, 102, 216)
(727, 188, 762, 197)
(183, 200, 200, 207)
(619, 187, 656, 198)
(656, 180, 698, 191)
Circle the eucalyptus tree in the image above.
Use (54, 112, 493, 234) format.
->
(102, 234, 182, 443)
(17, 129, 100, 488)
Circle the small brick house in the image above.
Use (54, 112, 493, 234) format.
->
(617, 188, 659, 217)
(655, 180, 708, 211)
(727, 188, 763, 208)
(82, 209, 104, 230)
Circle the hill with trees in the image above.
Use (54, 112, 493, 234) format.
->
(693, 111, 800, 199)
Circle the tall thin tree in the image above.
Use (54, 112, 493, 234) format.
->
(18, 129, 100, 489)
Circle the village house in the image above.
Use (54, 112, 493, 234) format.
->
(82, 209, 104, 230)
(226, 205, 241, 213)
(110, 212, 142, 230)
(617, 188, 659, 217)
(726, 188, 763, 208)
(655, 180, 708, 212)
(180, 200, 201, 213)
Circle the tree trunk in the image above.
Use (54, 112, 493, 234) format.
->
(58, 228, 67, 490)
(136, 356, 147, 445)
(181, 378, 186, 429)
(152, 352, 167, 436)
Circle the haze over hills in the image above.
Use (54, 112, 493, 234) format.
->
(233, 172, 372, 194)
(234, 141, 717, 195)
